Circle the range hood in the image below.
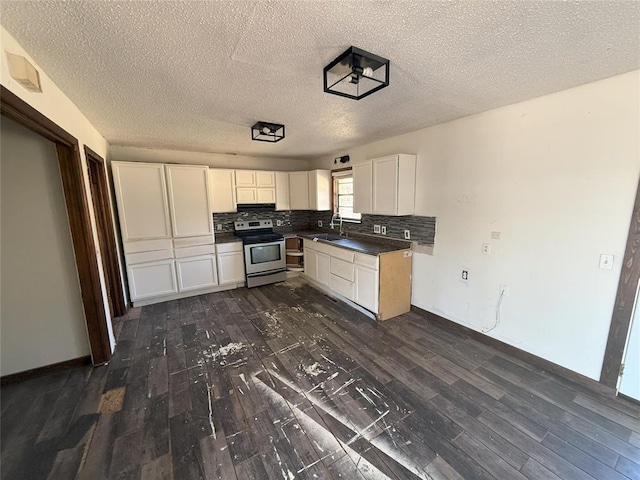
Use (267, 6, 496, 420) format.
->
(236, 203, 276, 213)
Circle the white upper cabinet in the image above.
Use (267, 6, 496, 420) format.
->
(209, 169, 236, 213)
(372, 154, 416, 216)
(235, 170, 275, 204)
(236, 188, 258, 204)
(112, 162, 172, 241)
(289, 171, 309, 210)
(309, 170, 331, 211)
(353, 162, 372, 214)
(165, 165, 213, 237)
(275, 172, 290, 211)
(256, 171, 275, 187)
(235, 170, 256, 187)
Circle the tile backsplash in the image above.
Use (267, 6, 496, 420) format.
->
(308, 211, 436, 245)
(213, 210, 436, 245)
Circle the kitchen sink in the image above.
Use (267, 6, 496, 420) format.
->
(310, 233, 343, 241)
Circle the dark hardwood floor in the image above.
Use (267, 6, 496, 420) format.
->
(2, 279, 639, 479)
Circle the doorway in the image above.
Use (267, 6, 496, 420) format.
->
(0, 86, 113, 366)
(85, 147, 126, 318)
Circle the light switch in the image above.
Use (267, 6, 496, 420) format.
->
(599, 254, 614, 270)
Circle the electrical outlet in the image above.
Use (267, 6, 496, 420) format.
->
(373, 225, 381, 234)
(461, 270, 469, 281)
(276, 220, 283, 227)
(216, 223, 223, 231)
(491, 231, 502, 240)
(318, 220, 323, 227)
(482, 243, 491, 255)
(404, 230, 411, 240)
(381, 226, 387, 235)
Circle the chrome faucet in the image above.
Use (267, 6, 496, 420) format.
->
(330, 212, 345, 236)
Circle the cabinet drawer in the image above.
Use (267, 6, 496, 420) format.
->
(330, 274, 354, 300)
(330, 246, 355, 263)
(330, 257, 354, 281)
(173, 235, 214, 248)
(354, 252, 379, 270)
(304, 238, 331, 255)
(124, 238, 173, 254)
(216, 241, 243, 254)
(126, 249, 173, 265)
(174, 244, 215, 258)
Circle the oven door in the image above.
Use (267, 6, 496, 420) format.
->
(244, 240, 286, 275)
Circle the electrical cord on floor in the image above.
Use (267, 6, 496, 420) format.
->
(483, 288, 505, 333)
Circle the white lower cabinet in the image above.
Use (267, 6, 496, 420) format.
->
(354, 264, 379, 313)
(175, 255, 218, 292)
(305, 240, 411, 320)
(317, 252, 330, 286)
(305, 248, 318, 280)
(330, 274, 354, 300)
(128, 259, 178, 301)
(216, 242, 245, 285)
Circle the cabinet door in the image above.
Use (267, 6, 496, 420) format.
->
(275, 172, 290, 211)
(353, 162, 372, 214)
(256, 171, 275, 187)
(309, 170, 331, 211)
(236, 188, 257, 204)
(256, 188, 276, 204)
(354, 264, 379, 312)
(317, 252, 330, 287)
(289, 172, 309, 210)
(217, 251, 246, 284)
(112, 162, 172, 241)
(166, 165, 213, 237)
(175, 254, 218, 291)
(305, 248, 318, 280)
(127, 259, 177, 301)
(209, 169, 236, 213)
(372, 156, 399, 215)
(235, 170, 256, 187)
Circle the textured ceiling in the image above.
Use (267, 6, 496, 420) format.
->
(1, 1, 639, 160)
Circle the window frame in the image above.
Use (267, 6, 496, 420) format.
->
(332, 168, 361, 223)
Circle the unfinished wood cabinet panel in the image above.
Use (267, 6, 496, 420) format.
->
(378, 250, 412, 320)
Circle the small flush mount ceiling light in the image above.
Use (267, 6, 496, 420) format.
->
(251, 121, 285, 143)
(323, 46, 389, 100)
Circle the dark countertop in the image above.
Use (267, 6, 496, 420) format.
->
(290, 230, 411, 255)
(214, 233, 242, 244)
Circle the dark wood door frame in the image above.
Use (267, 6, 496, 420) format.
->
(600, 176, 640, 388)
(1, 85, 112, 365)
(85, 146, 127, 317)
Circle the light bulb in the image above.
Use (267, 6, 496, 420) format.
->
(362, 67, 374, 77)
(261, 126, 271, 135)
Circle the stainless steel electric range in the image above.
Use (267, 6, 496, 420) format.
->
(234, 219, 286, 288)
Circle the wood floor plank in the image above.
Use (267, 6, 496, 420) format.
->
(3, 278, 639, 480)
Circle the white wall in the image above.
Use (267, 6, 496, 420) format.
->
(310, 71, 640, 381)
(1, 26, 116, 353)
(111, 145, 309, 171)
(1, 118, 91, 375)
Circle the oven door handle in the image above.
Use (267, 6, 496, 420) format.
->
(247, 268, 287, 278)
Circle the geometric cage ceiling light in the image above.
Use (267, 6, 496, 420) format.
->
(251, 121, 285, 143)
(323, 46, 390, 100)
